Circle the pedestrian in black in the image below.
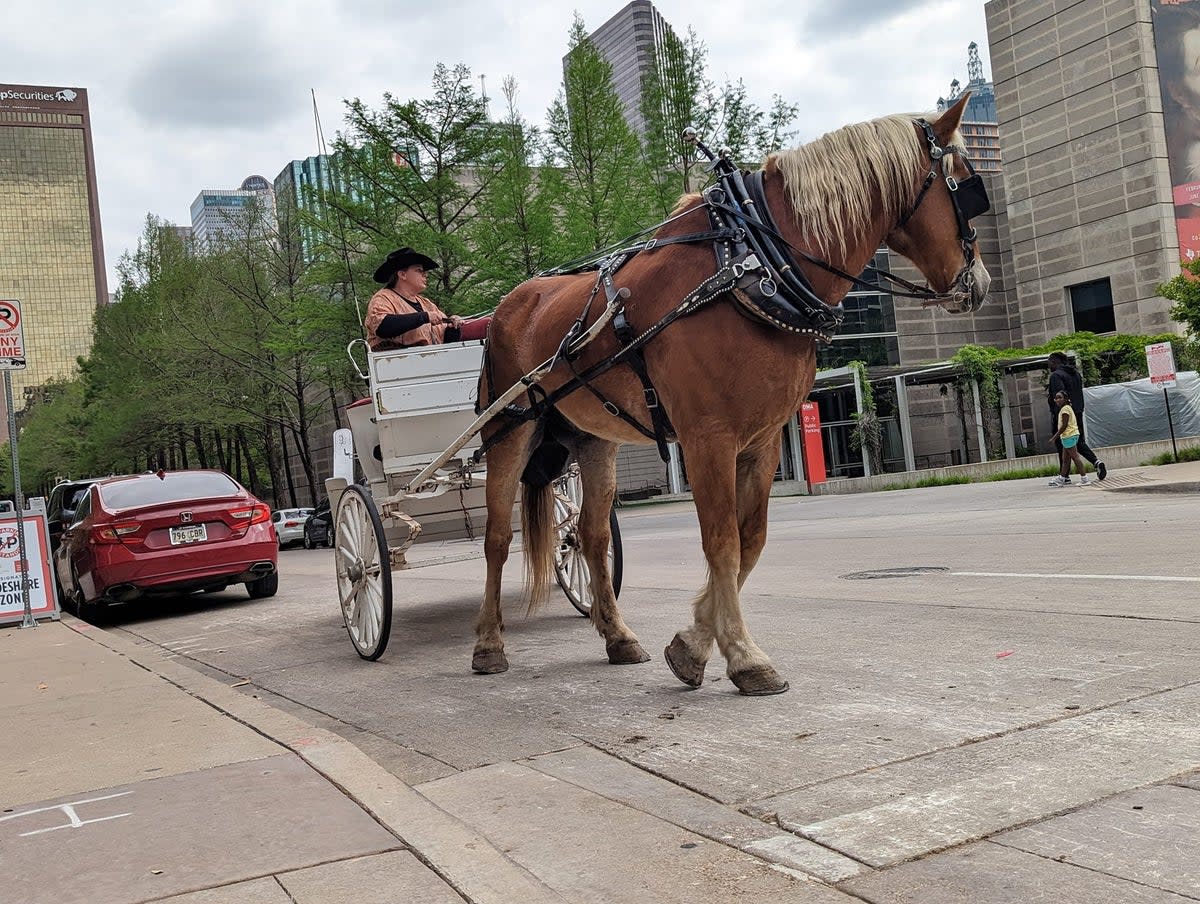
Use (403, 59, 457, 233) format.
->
(1046, 352, 1107, 483)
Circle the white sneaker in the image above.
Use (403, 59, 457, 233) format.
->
(1048, 475, 1069, 487)
(1079, 475, 1090, 486)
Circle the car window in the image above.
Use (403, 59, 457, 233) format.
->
(99, 472, 242, 510)
(72, 489, 93, 524)
(272, 511, 282, 522)
(66, 486, 90, 511)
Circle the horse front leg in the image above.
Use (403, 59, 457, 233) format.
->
(664, 436, 788, 696)
(575, 438, 650, 665)
(735, 436, 782, 589)
(472, 424, 535, 674)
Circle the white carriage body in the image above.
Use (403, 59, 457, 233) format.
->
(344, 341, 494, 545)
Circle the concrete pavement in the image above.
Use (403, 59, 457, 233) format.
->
(3, 460, 1199, 903)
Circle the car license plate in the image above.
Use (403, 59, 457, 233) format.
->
(169, 524, 208, 545)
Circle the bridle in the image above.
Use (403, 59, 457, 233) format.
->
(893, 118, 992, 312)
(691, 117, 991, 331)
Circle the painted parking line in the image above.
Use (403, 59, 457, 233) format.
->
(952, 571, 1200, 583)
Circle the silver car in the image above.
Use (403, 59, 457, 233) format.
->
(271, 507, 314, 548)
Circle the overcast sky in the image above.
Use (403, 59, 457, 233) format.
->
(4, 0, 989, 289)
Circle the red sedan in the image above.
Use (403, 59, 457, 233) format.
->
(54, 470, 278, 618)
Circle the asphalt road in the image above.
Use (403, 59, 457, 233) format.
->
(98, 477, 1200, 882)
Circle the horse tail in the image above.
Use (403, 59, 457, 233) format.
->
(521, 479, 556, 614)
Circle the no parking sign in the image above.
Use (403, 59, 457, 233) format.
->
(0, 299, 27, 370)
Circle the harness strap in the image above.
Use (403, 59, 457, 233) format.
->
(472, 259, 746, 463)
(612, 305, 675, 462)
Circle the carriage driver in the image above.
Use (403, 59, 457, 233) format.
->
(365, 246, 492, 351)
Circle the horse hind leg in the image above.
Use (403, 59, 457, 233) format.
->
(665, 435, 788, 695)
(574, 438, 650, 665)
(472, 421, 537, 675)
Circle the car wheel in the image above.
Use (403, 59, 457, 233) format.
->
(304, 531, 315, 550)
(246, 572, 279, 599)
(323, 526, 333, 548)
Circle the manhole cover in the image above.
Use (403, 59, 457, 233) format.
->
(839, 566, 950, 580)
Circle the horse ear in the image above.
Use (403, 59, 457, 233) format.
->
(933, 92, 972, 143)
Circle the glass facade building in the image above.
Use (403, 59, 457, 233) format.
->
(0, 84, 107, 413)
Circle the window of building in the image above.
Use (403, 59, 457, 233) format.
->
(1068, 278, 1116, 334)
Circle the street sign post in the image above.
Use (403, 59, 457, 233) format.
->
(0, 298, 34, 627)
(1145, 342, 1179, 463)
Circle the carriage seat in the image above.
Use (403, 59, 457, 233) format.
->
(364, 341, 486, 473)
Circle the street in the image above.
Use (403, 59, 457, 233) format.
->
(94, 476, 1200, 898)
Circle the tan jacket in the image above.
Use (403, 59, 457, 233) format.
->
(365, 289, 449, 351)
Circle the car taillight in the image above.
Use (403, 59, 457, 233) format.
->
(230, 503, 271, 525)
(229, 503, 271, 536)
(284, 520, 300, 528)
(91, 521, 143, 545)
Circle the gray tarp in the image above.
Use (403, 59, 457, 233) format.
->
(1083, 371, 1200, 446)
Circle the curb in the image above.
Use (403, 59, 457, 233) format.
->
(63, 616, 568, 904)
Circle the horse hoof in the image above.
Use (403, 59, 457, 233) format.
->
(730, 665, 789, 696)
(664, 635, 706, 688)
(472, 649, 509, 674)
(607, 640, 651, 665)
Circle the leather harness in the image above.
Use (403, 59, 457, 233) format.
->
(476, 121, 989, 465)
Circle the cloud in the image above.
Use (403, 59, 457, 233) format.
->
(127, 25, 305, 130)
(801, 0, 935, 38)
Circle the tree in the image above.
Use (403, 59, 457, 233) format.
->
(710, 80, 800, 163)
(469, 77, 558, 292)
(639, 26, 714, 214)
(1160, 257, 1200, 339)
(545, 15, 655, 259)
(328, 64, 499, 312)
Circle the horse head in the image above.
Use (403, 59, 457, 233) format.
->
(884, 94, 992, 314)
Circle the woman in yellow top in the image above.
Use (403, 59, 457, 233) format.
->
(1048, 390, 1092, 487)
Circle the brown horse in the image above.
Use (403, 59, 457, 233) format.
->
(472, 95, 990, 694)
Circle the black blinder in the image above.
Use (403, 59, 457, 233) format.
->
(956, 173, 990, 220)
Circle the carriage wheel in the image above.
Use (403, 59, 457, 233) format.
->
(334, 485, 393, 661)
(553, 469, 623, 616)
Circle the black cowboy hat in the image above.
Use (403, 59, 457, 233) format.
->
(372, 246, 438, 283)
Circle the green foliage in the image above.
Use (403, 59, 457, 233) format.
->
(1159, 257, 1200, 339)
(880, 475, 972, 490)
(546, 15, 655, 257)
(1142, 444, 1200, 465)
(847, 361, 884, 473)
(639, 27, 715, 215)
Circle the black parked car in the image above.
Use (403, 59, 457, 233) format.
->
(303, 498, 333, 549)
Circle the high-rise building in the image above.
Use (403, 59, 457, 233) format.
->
(0, 83, 107, 415)
(274, 155, 335, 262)
(985, 0, 1183, 343)
(938, 43, 1002, 173)
(189, 175, 276, 249)
(579, 0, 673, 136)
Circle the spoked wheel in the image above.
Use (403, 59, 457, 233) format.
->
(334, 485, 393, 661)
(553, 467, 623, 616)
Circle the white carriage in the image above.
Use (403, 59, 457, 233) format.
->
(327, 338, 622, 660)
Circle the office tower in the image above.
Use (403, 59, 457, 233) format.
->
(579, 0, 673, 136)
(0, 83, 107, 414)
(189, 175, 277, 249)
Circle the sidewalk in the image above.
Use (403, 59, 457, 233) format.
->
(5, 465, 1200, 902)
(0, 617, 568, 904)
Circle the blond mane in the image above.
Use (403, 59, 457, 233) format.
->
(768, 112, 958, 260)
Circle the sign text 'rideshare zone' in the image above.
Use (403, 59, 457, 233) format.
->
(0, 517, 55, 622)
(1145, 341, 1177, 389)
(0, 299, 26, 370)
